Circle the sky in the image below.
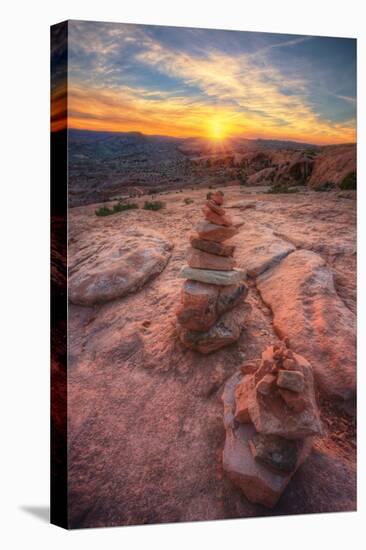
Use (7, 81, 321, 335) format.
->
(52, 20, 357, 144)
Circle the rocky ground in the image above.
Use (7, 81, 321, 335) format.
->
(67, 185, 356, 528)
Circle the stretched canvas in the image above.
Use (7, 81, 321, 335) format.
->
(51, 20, 357, 529)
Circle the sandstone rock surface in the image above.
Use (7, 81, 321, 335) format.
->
(69, 227, 173, 305)
(257, 250, 356, 401)
(195, 221, 239, 242)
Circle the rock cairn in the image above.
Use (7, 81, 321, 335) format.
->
(222, 340, 323, 507)
(176, 191, 248, 353)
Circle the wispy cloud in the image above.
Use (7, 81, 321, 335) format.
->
(62, 21, 356, 144)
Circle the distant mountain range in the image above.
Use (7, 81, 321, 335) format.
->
(66, 129, 355, 206)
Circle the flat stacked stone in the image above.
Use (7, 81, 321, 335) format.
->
(222, 340, 323, 507)
(177, 191, 247, 353)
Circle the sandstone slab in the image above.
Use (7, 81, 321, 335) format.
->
(186, 247, 236, 271)
(206, 200, 225, 216)
(69, 227, 173, 305)
(277, 370, 305, 393)
(190, 233, 235, 257)
(195, 221, 239, 242)
(216, 283, 248, 316)
(257, 250, 356, 402)
(222, 372, 312, 508)
(235, 226, 295, 277)
(177, 303, 247, 354)
(179, 266, 246, 286)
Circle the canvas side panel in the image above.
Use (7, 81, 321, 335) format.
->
(50, 20, 68, 529)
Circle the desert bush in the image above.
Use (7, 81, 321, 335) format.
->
(340, 172, 356, 190)
(267, 183, 299, 194)
(314, 181, 334, 192)
(143, 200, 165, 211)
(184, 198, 194, 205)
(95, 202, 138, 216)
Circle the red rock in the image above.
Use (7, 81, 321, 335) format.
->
(195, 221, 239, 242)
(249, 434, 300, 473)
(240, 361, 260, 375)
(186, 247, 236, 271)
(177, 303, 248, 354)
(248, 349, 323, 439)
(202, 206, 232, 226)
(212, 191, 224, 205)
(256, 373, 276, 396)
(189, 233, 235, 257)
(206, 200, 225, 216)
(257, 250, 356, 402)
(222, 372, 313, 508)
(277, 370, 305, 393)
(176, 280, 219, 331)
(234, 375, 253, 423)
(216, 283, 248, 316)
(279, 388, 307, 413)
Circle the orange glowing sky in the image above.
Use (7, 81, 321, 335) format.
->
(52, 21, 357, 145)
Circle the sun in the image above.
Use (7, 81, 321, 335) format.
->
(207, 115, 232, 142)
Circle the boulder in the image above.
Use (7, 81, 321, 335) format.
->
(69, 227, 173, 306)
(179, 266, 246, 286)
(257, 249, 356, 402)
(177, 303, 247, 354)
(189, 233, 235, 257)
(186, 247, 236, 271)
(222, 372, 313, 508)
(195, 221, 239, 242)
(278, 388, 307, 413)
(211, 191, 224, 205)
(248, 350, 323, 439)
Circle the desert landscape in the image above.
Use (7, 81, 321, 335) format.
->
(66, 176, 356, 527)
(51, 20, 357, 528)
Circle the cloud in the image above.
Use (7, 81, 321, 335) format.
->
(63, 22, 356, 144)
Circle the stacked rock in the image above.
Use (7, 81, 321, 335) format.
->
(222, 340, 323, 507)
(176, 191, 248, 354)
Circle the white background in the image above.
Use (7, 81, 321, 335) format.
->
(0, 0, 364, 548)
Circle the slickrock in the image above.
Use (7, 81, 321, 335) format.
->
(195, 221, 239, 242)
(256, 249, 356, 402)
(179, 266, 246, 286)
(235, 226, 295, 278)
(222, 371, 313, 508)
(190, 234, 235, 257)
(186, 248, 236, 271)
(69, 227, 173, 305)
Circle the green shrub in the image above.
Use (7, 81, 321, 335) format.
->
(95, 202, 138, 216)
(267, 183, 299, 194)
(340, 172, 356, 190)
(143, 200, 165, 211)
(184, 198, 194, 205)
(314, 181, 334, 192)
